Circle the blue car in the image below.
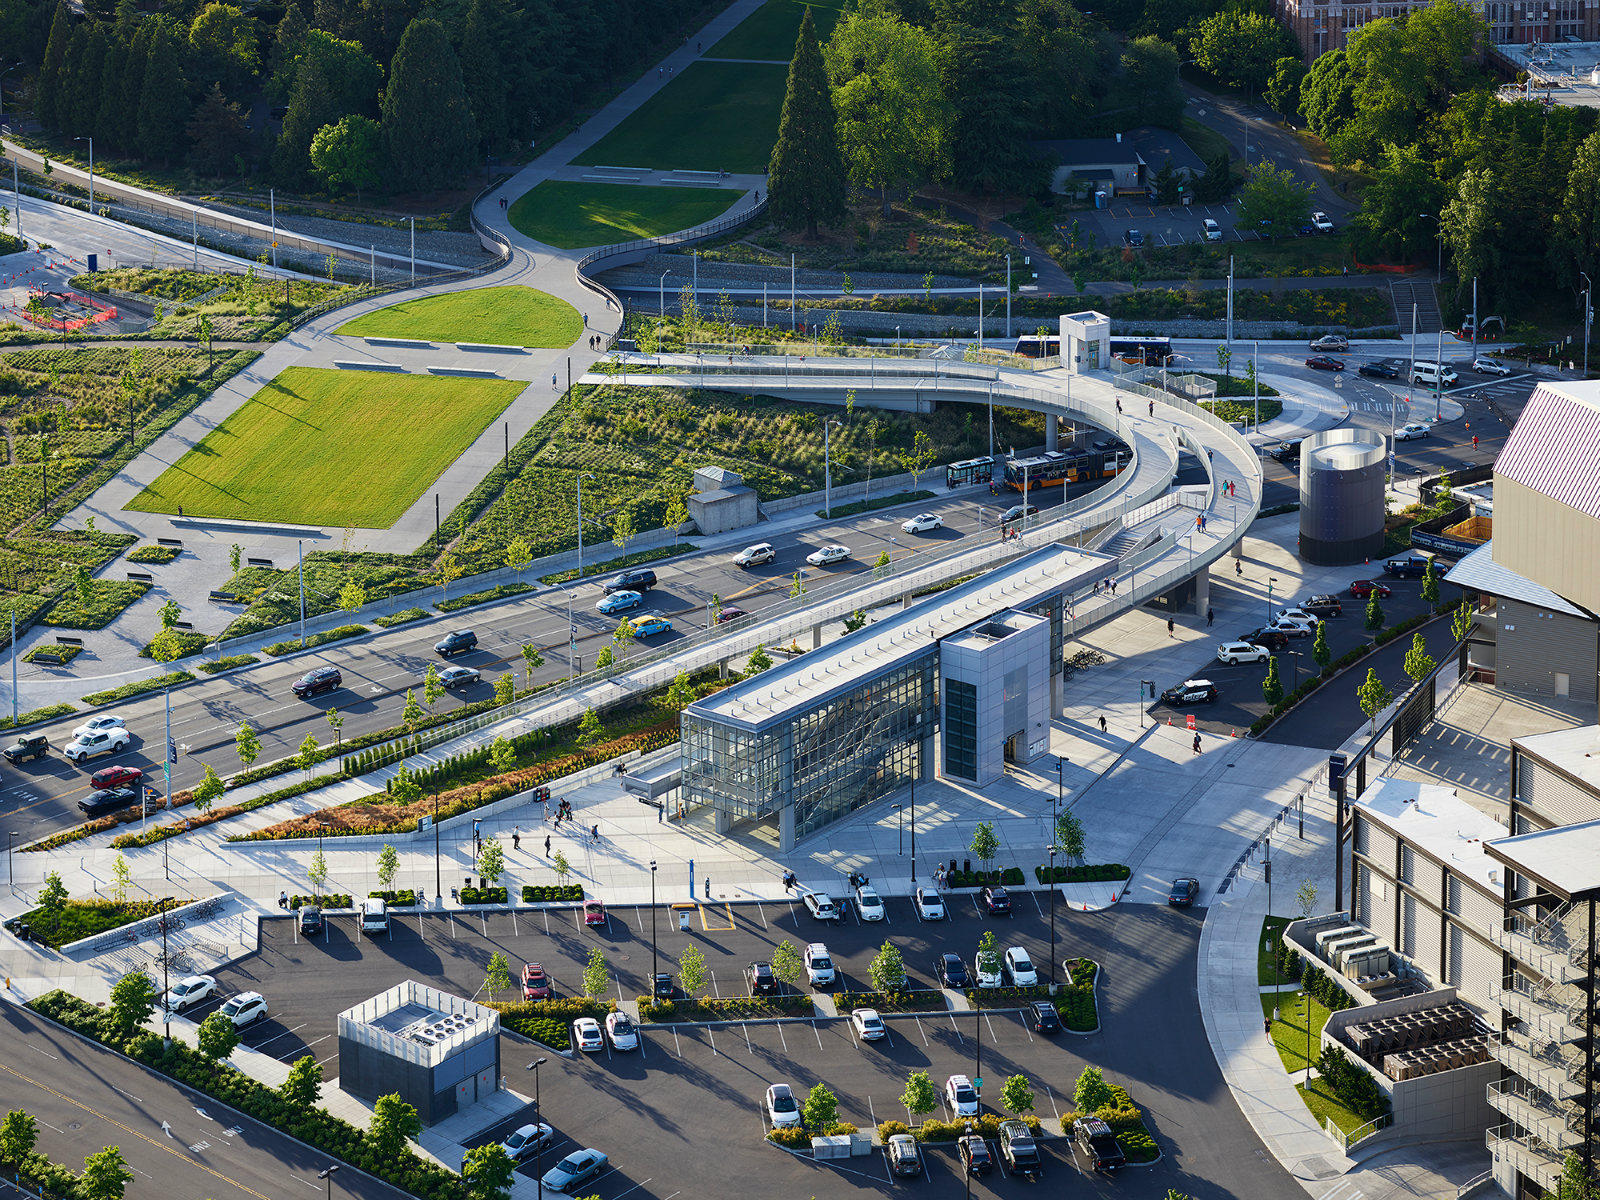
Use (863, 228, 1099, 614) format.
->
(630, 614, 673, 638)
(597, 590, 643, 615)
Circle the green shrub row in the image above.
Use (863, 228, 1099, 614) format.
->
(1317, 1044, 1391, 1122)
(538, 544, 684, 586)
(1033, 863, 1132, 884)
(831, 989, 948, 1013)
(368, 889, 417, 906)
(263, 624, 369, 657)
(698, 995, 815, 1018)
(879, 1115, 1042, 1143)
(1278, 942, 1304, 982)
(112, 775, 344, 849)
(126, 544, 181, 563)
(82, 671, 193, 706)
(1059, 1083, 1148, 1135)
(1117, 1129, 1159, 1161)
(522, 884, 584, 902)
(768, 1122, 858, 1149)
(374, 607, 429, 628)
(196, 653, 260, 675)
(817, 490, 935, 520)
(138, 630, 210, 660)
(0, 701, 76, 732)
(941, 866, 1024, 888)
(29, 990, 466, 1200)
(435, 583, 532, 613)
(460, 886, 508, 905)
(1055, 958, 1099, 1031)
(290, 893, 353, 909)
(25, 643, 82, 664)
(1301, 964, 1358, 1013)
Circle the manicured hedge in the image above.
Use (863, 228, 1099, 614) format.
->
(879, 1115, 1042, 1143)
(636, 994, 814, 1022)
(768, 1122, 858, 1149)
(289, 893, 353, 909)
(460, 886, 508, 905)
(522, 884, 584, 902)
(1055, 958, 1099, 1031)
(830, 989, 947, 1013)
(1033, 863, 1132, 884)
(368, 889, 417, 906)
(941, 866, 1025, 888)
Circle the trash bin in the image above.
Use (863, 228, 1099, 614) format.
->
(963, 859, 971, 875)
(464, 876, 472, 891)
(16, 923, 29, 942)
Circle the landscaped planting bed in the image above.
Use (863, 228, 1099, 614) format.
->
(1058, 1083, 1160, 1163)
(637, 994, 815, 1022)
(487, 997, 615, 1051)
(41, 579, 150, 629)
(6, 897, 189, 948)
(878, 1114, 1043, 1143)
(830, 989, 948, 1013)
(1056, 957, 1099, 1032)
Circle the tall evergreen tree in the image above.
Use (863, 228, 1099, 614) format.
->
(118, 18, 155, 154)
(380, 16, 475, 191)
(97, 38, 127, 152)
(56, 24, 88, 135)
(273, 50, 338, 185)
(458, 0, 508, 152)
(265, 2, 309, 101)
(35, 5, 74, 132)
(187, 82, 249, 175)
(70, 26, 108, 139)
(137, 22, 191, 163)
(767, 8, 846, 238)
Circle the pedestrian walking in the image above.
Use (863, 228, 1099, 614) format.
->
(1235, 559, 1243, 576)
(591, 823, 600, 843)
(1207, 607, 1214, 627)
(544, 835, 551, 856)
(583, 312, 588, 327)
(1342, 265, 1349, 278)
(1098, 714, 1108, 734)
(1201, 514, 1207, 532)
(1472, 434, 1479, 449)
(1167, 616, 1175, 637)
(551, 373, 558, 390)
(657, 802, 663, 823)
(1193, 733, 1202, 755)
(1149, 400, 1154, 416)
(513, 828, 521, 851)
(178, 505, 183, 518)
(279, 890, 288, 909)
(704, 876, 711, 899)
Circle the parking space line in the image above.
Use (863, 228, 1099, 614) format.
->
(1045, 1085, 1060, 1124)
(948, 1014, 965, 1043)
(777, 1022, 788, 1053)
(812, 1021, 824, 1051)
(1017, 1012, 1033, 1043)
(983, 1011, 1000, 1042)
(755, 903, 767, 931)
(606, 1178, 652, 1200)
(448, 912, 458, 938)
(510, 910, 518, 937)
(742, 1023, 753, 1053)
(913, 1015, 929, 1045)
(709, 970, 721, 997)
(707, 1027, 718, 1057)
(671, 1027, 681, 1057)
(632, 906, 644, 935)
(479, 912, 488, 937)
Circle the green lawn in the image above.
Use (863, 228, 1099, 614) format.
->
(708, 0, 848, 60)
(1258, 915, 1293, 985)
(1263, 990, 1332, 1076)
(508, 182, 741, 250)
(572, 62, 787, 174)
(337, 286, 582, 347)
(1180, 116, 1233, 165)
(126, 368, 525, 528)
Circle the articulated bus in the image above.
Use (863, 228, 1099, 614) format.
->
(1012, 335, 1174, 366)
(1001, 447, 1131, 491)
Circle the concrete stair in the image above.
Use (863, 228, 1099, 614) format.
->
(1391, 281, 1443, 335)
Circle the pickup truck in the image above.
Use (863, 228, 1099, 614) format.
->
(999, 1120, 1042, 1179)
(1074, 1117, 1126, 1171)
(1384, 556, 1433, 578)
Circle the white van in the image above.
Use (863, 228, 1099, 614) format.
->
(361, 897, 389, 934)
(1410, 361, 1458, 388)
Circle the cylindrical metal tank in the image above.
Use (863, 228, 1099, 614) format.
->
(1298, 428, 1386, 564)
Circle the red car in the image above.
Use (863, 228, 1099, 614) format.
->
(716, 605, 747, 623)
(1305, 354, 1346, 371)
(583, 899, 607, 926)
(521, 963, 551, 1000)
(91, 764, 144, 791)
(1349, 580, 1393, 599)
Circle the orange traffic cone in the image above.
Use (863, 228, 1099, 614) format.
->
(1230, 728, 1236, 738)
(1167, 716, 1172, 725)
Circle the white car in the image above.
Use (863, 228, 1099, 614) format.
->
(162, 973, 217, 1011)
(1473, 356, 1512, 376)
(499, 1122, 554, 1161)
(732, 543, 776, 568)
(915, 887, 946, 920)
(1003, 947, 1038, 987)
(805, 544, 850, 566)
(541, 1149, 608, 1194)
(946, 1074, 980, 1117)
(573, 1017, 604, 1052)
(604, 1011, 639, 1051)
(1275, 607, 1317, 624)
(1311, 210, 1334, 232)
(902, 512, 944, 533)
(64, 728, 130, 763)
(855, 885, 885, 921)
(974, 951, 1003, 988)
(1268, 615, 1317, 638)
(219, 991, 268, 1027)
(1216, 641, 1270, 665)
(438, 666, 480, 688)
(72, 715, 126, 741)
(1203, 218, 1222, 242)
(766, 1083, 802, 1128)
(851, 1007, 887, 1040)
(1396, 422, 1431, 441)
(804, 942, 836, 986)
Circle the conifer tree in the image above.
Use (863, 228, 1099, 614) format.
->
(767, 8, 847, 237)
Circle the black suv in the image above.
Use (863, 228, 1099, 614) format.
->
(1239, 627, 1289, 651)
(1359, 360, 1400, 379)
(434, 629, 478, 657)
(1268, 440, 1303, 463)
(1074, 1117, 1125, 1170)
(2, 734, 49, 764)
(746, 961, 778, 995)
(1160, 679, 1219, 706)
(298, 905, 324, 935)
(981, 886, 1011, 916)
(603, 568, 657, 595)
(292, 666, 342, 698)
(1301, 594, 1344, 618)
(78, 786, 143, 818)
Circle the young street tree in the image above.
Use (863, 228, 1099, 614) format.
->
(897, 430, 939, 488)
(1312, 621, 1332, 672)
(678, 944, 708, 996)
(376, 844, 399, 892)
(802, 1082, 839, 1130)
(281, 1055, 323, 1109)
(197, 1009, 241, 1062)
(1421, 556, 1441, 604)
(111, 853, 132, 903)
(368, 1094, 422, 1163)
(461, 1143, 516, 1200)
(485, 950, 511, 1000)
(478, 839, 505, 886)
(109, 970, 158, 1035)
(1403, 632, 1436, 683)
(235, 721, 261, 768)
(79, 1146, 134, 1200)
(870, 940, 908, 991)
(1074, 1065, 1112, 1114)
(1055, 810, 1085, 861)
(767, 7, 847, 237)
(0, 1110, 38, 1163)
(583, 946, 609, 998)
(970, 820, 999, 869)
(296, 733, 321, 778)
(193, 763, 225, 813)
(1001, 1074, 1036, 1115)
(1263, 656, 1284, 706)
(1365, 589, 1385, 632)
(1452, 598, 1475, 642)
(308, 848, 329, 895)
(1357, 667, 1394, 737)
(772, 938, 804, 992)
(1296, 878, 1319, 919)
(901, 1069, 938, 1123)
(423, 664, 445, 710)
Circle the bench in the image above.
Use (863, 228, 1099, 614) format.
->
(247, 558, 273, 568)
(55, 635, 84, 647)
(427, 365, 500, 378)
(172, 620, 193, 631)
(156, 538, 182, 548)
(455, 343, 527, 354)
(583, 174, 641, 183)
(362, 337, 432, 349)
(126, 571, 153, 583)
(208, 591, 238, 604)
(333, 360, 406, 372)
(32, 649, 66, 664)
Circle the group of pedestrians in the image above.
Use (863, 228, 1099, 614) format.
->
(1093, 576, 1119, 596)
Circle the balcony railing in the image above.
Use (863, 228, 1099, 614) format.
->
(1486, 1079, 1582, 1149)
(1487, 1124, 1564, 1191)
(1491, 1032, 1585, 1099)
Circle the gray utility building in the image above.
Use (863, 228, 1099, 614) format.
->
(681, 546, 1089, 851)
(337, 981, 500, 1125)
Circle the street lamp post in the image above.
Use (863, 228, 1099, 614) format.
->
(74, 136, 93, 214)
(317, 1165, 340, 1200)
(433, 793, 441, 900)
(7, 830, 17, 891)
(823, 419, 842, 517)
(1049, 844, 1059, 992)
(526, 1056, 549, 1199)
(893, 804, 903, 855)
(659, 271, 671, 317)
(650, 861, 658, 983)
(909, 783, 917, 884)
(1582, 271, 1593, 380)
(575, 471, 594, 581)
(1267, 576, 1277, 626)
(1420, 213, 1441, 279)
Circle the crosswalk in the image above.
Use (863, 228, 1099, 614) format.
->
(1318, 1179, 1366, 1200)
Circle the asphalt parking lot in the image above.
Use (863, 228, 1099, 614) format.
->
(185, 904, 1300, 1199)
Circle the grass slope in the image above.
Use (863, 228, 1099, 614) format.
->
(572, 62, 787, 174)
(708, 0, 848, 60)
(508, 182, 740, 250)
(337, 286, 583, 347)
(127, 368, 525, 528)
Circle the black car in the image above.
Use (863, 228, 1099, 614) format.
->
(1123, 229, 1144, 247)
(1030, 1000, 1061, 1034)
(78, 785, 142, 817)
(958, 1135, 993, 1177)
(981, 886, 1011, 916)
(1168, 877, 1199, 906)
(603, 568, 657, 594)
(746, 961, 778, 995)
(1001, 504, 1039, 524)
(1074, 1117, 1126, 1170)
(1300, 594, 1344, 618)
(1358, 360, 1400, 379)
(2, 733, 49, 764)
(292, 666, 341, 698)
(1160, 678, 1219, 706)
(652, 972, 675, 999)
(1268, 439, 1303, 462)
(298, 905, 324, 935)
(1240, 627, 1289, 652)
(434, 629, 478, 657)
(936, 953, 970, 988)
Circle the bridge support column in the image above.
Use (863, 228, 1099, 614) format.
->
(778, 804, 796, 852)
(1194, 566, 1211, 616)
(715, 804, 735, 836)
(1052, 662, 1062, 716)
(1045, 413, 1059, 451)
(812, 624, 823, 650)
